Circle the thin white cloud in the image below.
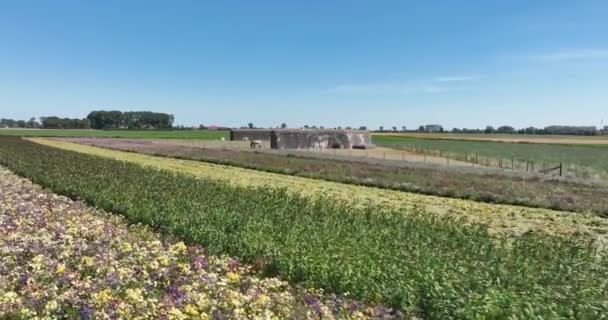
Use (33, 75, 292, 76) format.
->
(533, 49, 608, 62)
(421, 85, 451, 93)
(330, 76, 477, 94)
(330, 82, 454, 94)
(434, 75, 479, 82)
(331, 83, 405, 94)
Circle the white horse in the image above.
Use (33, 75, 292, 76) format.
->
(250, 140, 262, 148)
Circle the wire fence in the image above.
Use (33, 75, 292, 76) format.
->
(389, 145, 565, 176)
(279, 146, 566, 177)
(156, 139, 567, 177)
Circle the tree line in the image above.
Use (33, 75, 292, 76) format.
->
(452, 125, 602, 136)
(1, 117, 90, 129)
(374, 124, 606, 135)
(1, 111, 174, 130)
(1, 118, 41, 128)
(86, 111, 174, 129)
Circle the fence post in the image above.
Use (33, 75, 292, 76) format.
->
(475, 153, 478, 164)
(531, 161, 534, 172)
(424, 154, 427, 163)
(511, 157, 514, 169)
(560, 162, 563, 176)
(526, 161, 529, 172)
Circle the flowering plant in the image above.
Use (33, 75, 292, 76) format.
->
(0, 166, 397, 319)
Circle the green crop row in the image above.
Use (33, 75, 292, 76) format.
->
(1, 136, 607, 319)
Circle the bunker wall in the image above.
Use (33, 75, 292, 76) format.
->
(230, 129, 272, 141)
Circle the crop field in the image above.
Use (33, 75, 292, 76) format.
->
(1, 136, 608, 318)
(0, 128, 229, 139)
(28, 137, 608, 241)
(144, 138, 473, 167)
(0, 166, 393, 319)
(374, 135, 608, 180)
(376, 132, 608, 145)
(54, 137, 608, 216)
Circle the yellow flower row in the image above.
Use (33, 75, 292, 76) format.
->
(30, 138, 608, 244)
(0, 165, 395, 319)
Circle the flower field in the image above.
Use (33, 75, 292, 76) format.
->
(30, 137, 608, 243)
(1, 136, 608, 318)
(51, 136, 608, 216)
(0, 166, 397, 319)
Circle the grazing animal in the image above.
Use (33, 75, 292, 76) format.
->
(250, 140, 262, 148)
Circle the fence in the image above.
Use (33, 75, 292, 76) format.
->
(389, 145, 565, 177)
(156, 139, 567, 177)
(281, 146, 567, 177)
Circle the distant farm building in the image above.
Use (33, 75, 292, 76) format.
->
(230, 129, 374, 149)
(423, 124, 444, 133)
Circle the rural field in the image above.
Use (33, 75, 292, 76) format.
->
(0, 128, 229, 139)
(374, 135, 608, 180)
(2, 135, 608, 319)
(52, 137, 608, 216)
(4, 2, 607, 319)
(377, 132, 608, 145)
(0, 165, 395, 319)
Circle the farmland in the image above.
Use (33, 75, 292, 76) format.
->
(0, 166, 393, 319)
(27, 137, 608, 241)
(376, 132, 608, 145)
(0, 128, 229, 139)
(374, 135, 608, 180)
(1, 136, 608, 319)
(54, 137, 608, 216)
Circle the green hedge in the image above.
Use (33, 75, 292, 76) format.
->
(0, 137, 606, 319)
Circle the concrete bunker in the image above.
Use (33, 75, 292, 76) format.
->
(270, 129, 374, 150)
(229, 129, 272, 142)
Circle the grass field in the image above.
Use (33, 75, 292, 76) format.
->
(374, 135, 608, 180)
(1, 136, 607, 318)
(376, 132, 608, 145)
(56, 137, 608, 216)
(0, 128, 229, 139)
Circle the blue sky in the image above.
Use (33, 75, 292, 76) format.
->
(1, 0, 607, 129)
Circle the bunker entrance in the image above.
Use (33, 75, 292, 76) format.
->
(327, 138, 342, 149)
